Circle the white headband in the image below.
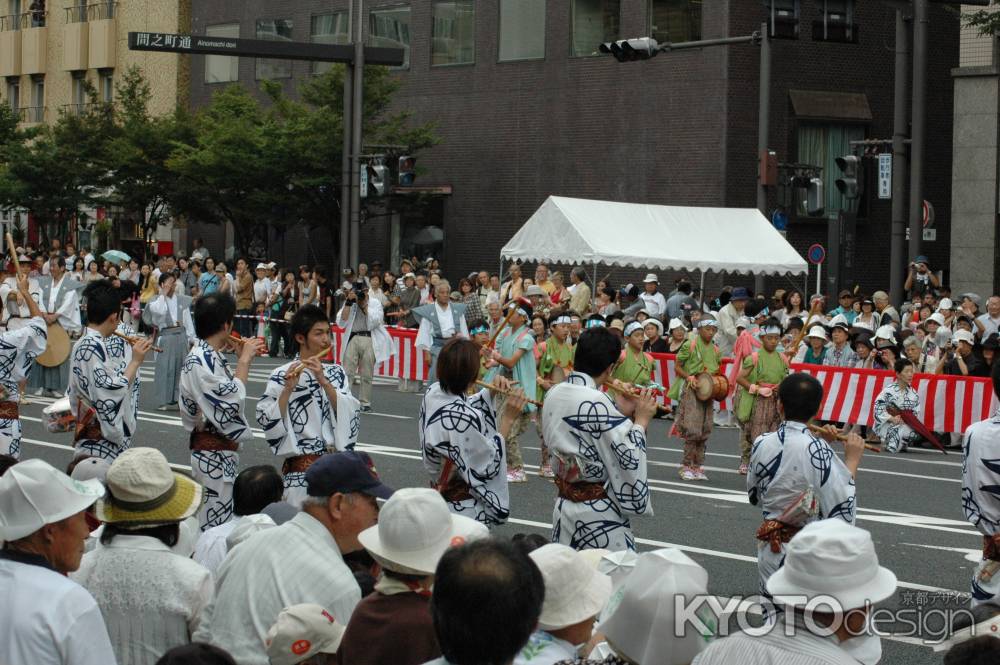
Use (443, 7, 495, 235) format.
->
(624, 321, 645, 337)
(552, 315, 573, 326)
(698, 318, 718, 329)
(762, 325, 782, 336)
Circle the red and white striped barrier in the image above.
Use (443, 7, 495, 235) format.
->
(792, 363, 998, 434)
(327, 327, 997, 434)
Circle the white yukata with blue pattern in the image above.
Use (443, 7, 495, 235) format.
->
(0, 316, 46, 458)
(420, 383, 509, 529)
(180, 340, 253, 530)
(961, 413, 1000, 606)
(748, 421, 857, 596)
(256, 357, 361, 507)
(873, 382, 922, 454)
(542, 371, 651, 552)
(67, 327, 140, 461)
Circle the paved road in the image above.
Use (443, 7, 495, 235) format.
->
(18, 356, 979, 664)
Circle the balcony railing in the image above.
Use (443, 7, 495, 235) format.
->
(62, 101, 112, 117)
(20, 106, 45, 123)
(64, 1, 115, 24)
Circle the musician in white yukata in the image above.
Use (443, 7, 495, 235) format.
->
(872, 358, 923, 454)
(180, 293, 267, 530)
(420, 338, 527, 529)
(748, 373, 864, 598)
(29, 256, 82, 397)
(1, 261, 42, 332)
(67, 280, 150, 461)
(961, 362, 1000, 606)
(257, 305, 361, 507)
(0, 270, 47, 457)
(542, 327, 657, 552)
(142, 273, 196, 411)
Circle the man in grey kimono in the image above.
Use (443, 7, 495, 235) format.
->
(142, 273, 196, 411)
(29, 257, 82, 397)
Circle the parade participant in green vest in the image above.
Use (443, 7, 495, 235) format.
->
(734, 318, 789, 476)
(610, 321, 655, 398)
(668, 317, 722, 482)
(534, 314, 576, 479)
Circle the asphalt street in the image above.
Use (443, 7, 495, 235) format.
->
(18, 356, 980, 665)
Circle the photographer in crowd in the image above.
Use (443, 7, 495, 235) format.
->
(337, 279, 394, 414)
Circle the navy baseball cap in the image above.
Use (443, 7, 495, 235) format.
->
(305, 451, 395, 500)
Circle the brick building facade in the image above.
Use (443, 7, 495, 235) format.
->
(187, 1, 959, 299)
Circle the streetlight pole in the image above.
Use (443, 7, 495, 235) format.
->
(338, 0, 354, 275)
(755, 23, 771, 298)
(890, 7, 910, 307)
(349, 0, 365, 269)
(907, 0, 928, 271)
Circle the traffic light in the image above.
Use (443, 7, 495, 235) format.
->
(367, 163, 388, 197)
(598, 38, 660, 62)
(806, 177, 825, 216)
(835, 155, 861, 200)
(398, 155, 416, 186)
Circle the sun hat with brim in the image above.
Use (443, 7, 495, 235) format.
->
(925, 312, 946, 327)
(806, 325, 828, 341)
(358, 488, 487, 576)
(531, 544, 613, 631)
(608, 319, 625, 331)
(524, 285, 546, 298)
(96, 448, 204, 527)
(954, 330, 977, 346)
(0, 459, 105, 541)
(766, 519, 897, 611)
(266, 603, 346, 665)
(644, 318, 664, 336)
(598, 548, 713, 665)
(667, 318, 686, 333)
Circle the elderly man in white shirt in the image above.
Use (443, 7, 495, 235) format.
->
(693, 520, 896, 665)
(638, 273, 668, 320)
(194, 451, 393, 665)
(0, 459, 117, 665)
(414, 280, 468, 382)
(977, 296, 1000, 340)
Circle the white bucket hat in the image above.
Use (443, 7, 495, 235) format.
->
(873, 325, 897, 343)
(265, 603, 346, 665)
(530, 544, 613, 631)
(667, 318, 686, 333)
(938, 297, 955, 311)
(736, 316, 751, 330)
(828, 313, 850, 331)
(598, 548, 714, 665)
(806, 325, 828, 341)
(926, 312, 946, 327)
(358, 487, 487, 575)
(0, 459, 105, 541)
(954, 329, 976, 346)
(70, 457, 112, 485)
(642, 273, 659, 283)
(767, 519, 896, 610)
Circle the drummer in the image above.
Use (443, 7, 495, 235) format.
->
(535, 314, 576, 479)
(29, 257, 82, 398)
(668, 317, 723, 482)
(610, 321, 655, 398)
(734, 318, 789, 475)
(0, 270, 48, 457)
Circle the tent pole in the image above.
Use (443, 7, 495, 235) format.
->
(699, 270, 706, 310)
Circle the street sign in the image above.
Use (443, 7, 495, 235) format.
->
(923, 228, 936, 242)
(878, 153, 892, 200)
(127, 32, 405, 66)
(807, 243, 826, 265)
(923, 199, 935, 227)
(359, 166, 368, 199)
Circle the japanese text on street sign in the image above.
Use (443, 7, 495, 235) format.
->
(878, 153, 892, 200)
(132, 33, 200, 50)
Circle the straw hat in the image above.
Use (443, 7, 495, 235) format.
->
(96, 448, 204, 527)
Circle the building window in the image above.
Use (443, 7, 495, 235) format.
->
(98, 71, 112, 103)
(71, 71, 87, 107)
(571, 0, 619, 57)
(7, 0, 20, 31)
(797, 123, 865, 218)
(649, 0, 701, 44)
(255, 18, 293, 80)
(205, 23, 239, 83)
(6, 78, 18, 112)
(431, 1, 474, 66)
(370, 6, 411, 69)
(498, 0, 545, 61)
(310, 12, 350, 74)
(31, 76, 41, 106)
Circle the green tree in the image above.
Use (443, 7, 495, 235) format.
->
(965, 7, 1000, 36)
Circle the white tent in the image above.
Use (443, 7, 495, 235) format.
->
(501, 196, 808, 276)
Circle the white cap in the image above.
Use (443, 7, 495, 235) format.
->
(70, 457, 111, 485)
(735, 316, 751, 330)
(873, 325, 897, 343)
(938, 297, 954, 311)
(926, 312, 946, 327)
(598, 549, 713, 665)
(530, 544, 613, 631)
(255, 263, 267, 271)
(402, 272, 416, 280)
(806, 325, 828, 341)
(767, 519, 897, 611)
(667, 318, 686, 333)
(828, 313, 850, 330)
(954, 329, 976, 346)
(265, 603, 346, 665)
(358, 487, 487, 575)
(642, 273, 658, 283)
(0, 459, 104, 541)
(624, 321, 645, 337)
